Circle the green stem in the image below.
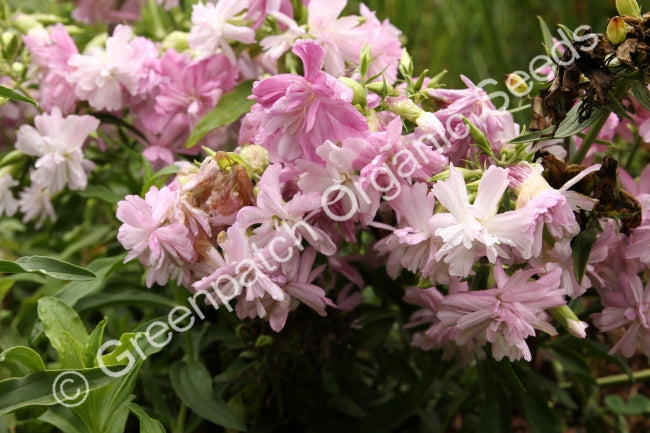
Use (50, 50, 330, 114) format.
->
(571, 113, 609, 164)
(596, 369, 650, 387)
(625, 135, 643, 170)
(174, 403, 187, 433)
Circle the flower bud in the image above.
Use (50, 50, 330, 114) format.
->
(1, 31, 19, 59)
(238, 145, 269, 176)
(161, 31, 189, 52)
(11, 13, 43, 33)
(365, 81, 399, 97)
(550, 305, 588, 339)
(607, 17, 628, 45)
(505, 73, 530, 97)
(508, 162, 551, 209)
(338, 77, 366, 106)
(616, 0, 641, 17)
(386, 97, 423, 122)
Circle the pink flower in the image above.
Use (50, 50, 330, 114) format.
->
(374, 182, 444, 282)
(592, 273, 650, 357)
(296, 139, 381, 226)
(193, 221, 335, 332)
(425, 76, 519, 164)
(15, 107, 99, 192)
(68, 25, 158, 111)
(404, 285, 475, 362)
(249, 39, 369, 163)
(260, 11, 305, 63)
(354, 117, 447, 184)
(530, 241, 591, 298)
(306, 0, 364, 77)
(0, 174, 19, 217)
(247, 0, 294, 29)
(430, 165, 537, 278)
(237, 163, 337, 255)
(23, 25, 78, 113)
(18, 184, 56, 228)
(72, 0, 144, 23)
(236, 247, 335, 331)
(438, 265, 564, 361)
(149, 50, 238, 133)
(357, 4, 402, 82)
(156, 0, 179, 10)
(187, 0, 256, 63)
(117, 183, 197, 287)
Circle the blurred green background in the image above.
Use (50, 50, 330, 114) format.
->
(348, 0, 617, 87)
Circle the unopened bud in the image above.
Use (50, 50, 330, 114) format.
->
(161, 31, 189, 52)
(550, 305, 588, 339)
(386, 97, 423, 123)
(238, 145, 269, 176)
(1, 31, 19, 59)
(366, 81, 399, 97)
(11, 14, 43, 33)
(616, 0, 641, 17)
(607, 17, 627, 44)
(505, 73, 530, 97)
(338, 77, 366, 106)
(11, 62, 24, 75)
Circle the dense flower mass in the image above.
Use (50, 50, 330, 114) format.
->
(3, 0, 650, 409)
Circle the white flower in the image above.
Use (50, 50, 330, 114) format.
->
(430, 165, 537, 277)
(188, 0, 256, 63)
(67, 25, 157, 111)
(0, 174, 19, 217)
(18, 184, 56, 228)
(15, 107, 99, 193)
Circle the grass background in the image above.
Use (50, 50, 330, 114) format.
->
(347, 0, 617, 87)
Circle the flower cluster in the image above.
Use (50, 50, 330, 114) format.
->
(3, 0, 650, 366)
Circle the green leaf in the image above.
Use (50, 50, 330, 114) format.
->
(128, 403, 166, 433)
(463, 117, 493, 156)
(605, 394, 650, 415)
(477, 359, 512, 433)
(185, 81, 255, 149)
(83, 318, 108, 368)
(77, 185, 125, 204)
(14, 256, 96, 281)
(537, 16, 555, 58)
(571, 227, 598, 284)
(0, 85, 38, 107)
(631, 81, 650, 112)
(0, 260, 25, 274)
(38, 297, 89, 344)
(38, 297, 89, 368)
(0, 346, 46, 374)
(54, 254, 127, 307)
(39, 405, 89, 433)
(76, 289, 178, 312)
(0, 367, 121, 416)
(508, 127, 554, 144)
(170, 361, 246, 431)
(518, 372, 561, 433)
(553, 105, 606, 138)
